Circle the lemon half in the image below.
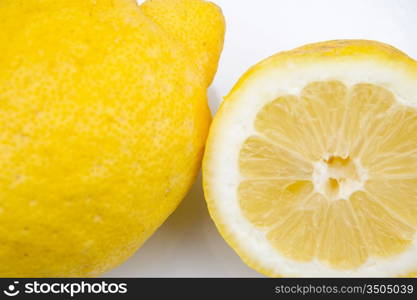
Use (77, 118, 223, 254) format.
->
(203, 40, 417, 277)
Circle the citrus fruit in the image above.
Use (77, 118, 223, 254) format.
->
(0, 0, 224, 277)
(203, 40, 417, 277)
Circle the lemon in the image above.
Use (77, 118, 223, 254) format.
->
(0, 0, 224, 277)
(203, 40, 417, 277)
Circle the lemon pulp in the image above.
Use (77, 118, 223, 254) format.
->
(238, 80, 417, 270)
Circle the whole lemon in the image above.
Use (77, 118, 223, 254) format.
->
(0, 0, 224, 277)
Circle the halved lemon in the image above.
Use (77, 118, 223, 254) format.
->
(203, 40, 417, 277)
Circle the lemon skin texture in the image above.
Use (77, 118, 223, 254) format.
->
(0, 0, 224, 277)
(141, 0, 225, 85)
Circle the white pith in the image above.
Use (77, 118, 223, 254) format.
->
(207, 59, 417, 277)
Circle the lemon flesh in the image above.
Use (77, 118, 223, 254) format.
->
(240, 81, 416, 270)
(204, 40, 417, 277)
(0, 0, 224, 277)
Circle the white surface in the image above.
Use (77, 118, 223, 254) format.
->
(106, 0, 417, 277)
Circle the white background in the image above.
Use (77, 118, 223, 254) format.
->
(107, 0, 417, 277)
